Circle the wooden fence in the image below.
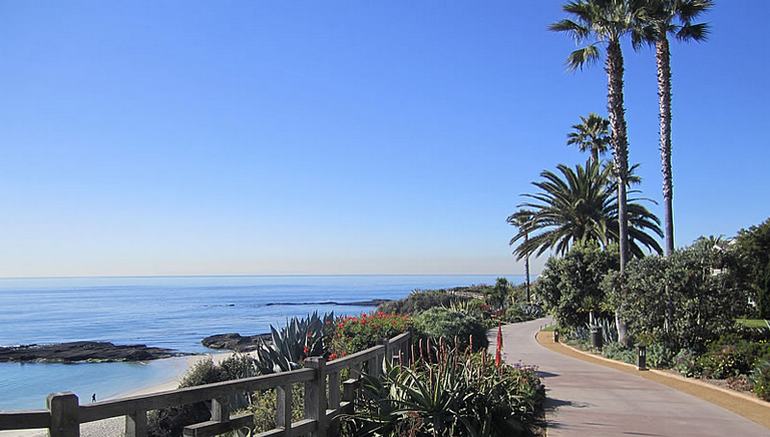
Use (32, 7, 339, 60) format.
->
(0, 332, 412, 437)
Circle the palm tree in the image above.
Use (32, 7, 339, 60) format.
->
(507, 209, 535, 302)
(551, 0, 648, 344)
(567, 113, 611, 163)
(641, 0, 712, 256)
(510, 160, 663, 260)
(550, 0, 647, 274)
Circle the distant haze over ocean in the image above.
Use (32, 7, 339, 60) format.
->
(0, 274, 522, 410)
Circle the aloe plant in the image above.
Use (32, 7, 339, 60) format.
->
(342, 348, 543, 436)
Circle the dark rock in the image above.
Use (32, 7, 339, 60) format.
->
(0, 341, 181, 363)
(201, 333, 271, 352)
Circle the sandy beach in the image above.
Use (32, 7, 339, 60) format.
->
(2, 352, 236, 437)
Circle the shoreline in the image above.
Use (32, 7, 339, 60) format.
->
(1, 352, 235, 437)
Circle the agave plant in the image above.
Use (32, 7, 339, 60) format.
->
(591, 318, 619, 344)
(252, 311, 334, 374)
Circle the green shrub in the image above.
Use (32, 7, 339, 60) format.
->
(751, 360, 770, 401)
(537, 243, 619, 329)
(250, 385, 305, 432)
(446, 298, 498, 329)
(378, 289, 477, 315)
(698, 346, 743, 379)
(484, 277, 513, 310)
(503, 303, 545, 324)
(646, 343, 677, 369)
(413, 307, 489, 352)
(672, 349, 702, 377)
(148, 355, 258, 436)
(609, 238, 748, 352)
(601, 342, 635, 365)
(331, 312, 411, 357)
(696, 335, 770, 379)
(340, 349, 544, 436)
(732, 218, 770, 319)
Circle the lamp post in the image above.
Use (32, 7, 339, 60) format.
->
(637, 345, 647, 371)
(590, 325, 603, 350)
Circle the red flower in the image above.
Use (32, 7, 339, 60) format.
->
(329, 352, 338, 361)
(303, 345, 310, 356)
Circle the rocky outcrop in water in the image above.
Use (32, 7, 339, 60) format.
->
(0, 341, 181, 363)
(201, 333, 271, 352)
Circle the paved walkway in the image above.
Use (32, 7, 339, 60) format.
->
(489, 318, 769, 437)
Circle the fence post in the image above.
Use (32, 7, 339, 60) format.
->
(210, 397, 230, 423)
(382, 338, 392, 366)
(366, 346, 381, 379)
(402, 333, 411, 365)
(47, 392, 79, 437)
(304, 357, 327, 437)
(276, 384, 292, 436)
(350, 362, 362, 380)
(125, 410, 147, 437)
(328, 372, 340, 410)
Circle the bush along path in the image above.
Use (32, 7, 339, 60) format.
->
(490, 318, 769, 437)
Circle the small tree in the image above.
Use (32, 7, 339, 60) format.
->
(610, 237, 748, 351)
(536, 243, 619, 329)
(732, 218, 770, 318)
(485, 277, 512, 310)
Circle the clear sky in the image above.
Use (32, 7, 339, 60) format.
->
(1, 1, 768, 277)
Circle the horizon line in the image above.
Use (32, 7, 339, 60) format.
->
(0, 272, 529, 281)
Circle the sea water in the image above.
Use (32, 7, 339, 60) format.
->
(0, 275, 521, 410)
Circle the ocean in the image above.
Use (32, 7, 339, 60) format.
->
(0, 274, 520, 410)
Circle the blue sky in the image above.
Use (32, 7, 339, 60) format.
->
(1, 1, 768, 277)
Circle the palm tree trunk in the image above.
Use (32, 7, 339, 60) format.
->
(525, 244, 531, 304)
(657, 36, 675, 257)
(657, 36, 675, 334)
(606, 39, 630, 345)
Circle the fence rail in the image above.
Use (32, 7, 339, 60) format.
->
(0, 332, 412, 437)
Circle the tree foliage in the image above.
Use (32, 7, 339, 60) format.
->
(412, 307, 489, 352)
(536, 242, 620, 328)
(510, 160, 662, 259)
(484, 277, 513, 310)
(606, 237, 748, 350)
(732, 218, 770, 318)
(567, 113, 611, 163)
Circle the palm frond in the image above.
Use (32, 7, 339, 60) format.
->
(677, 0, 715, 22)
(676, 22, 710, 42)
(508, 160, 662, 260)
(566, 45, 600, 71)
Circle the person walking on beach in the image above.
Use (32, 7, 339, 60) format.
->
(91, 393, 96, 402)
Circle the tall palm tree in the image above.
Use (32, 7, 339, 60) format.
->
(507, 209, 535, 303)
(551, 0, 647, 344)
(550, 0, 647, 273)
(567, 113, 611, 163)
(641, 0, 712, 256)
(510, 160, 663, 260)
